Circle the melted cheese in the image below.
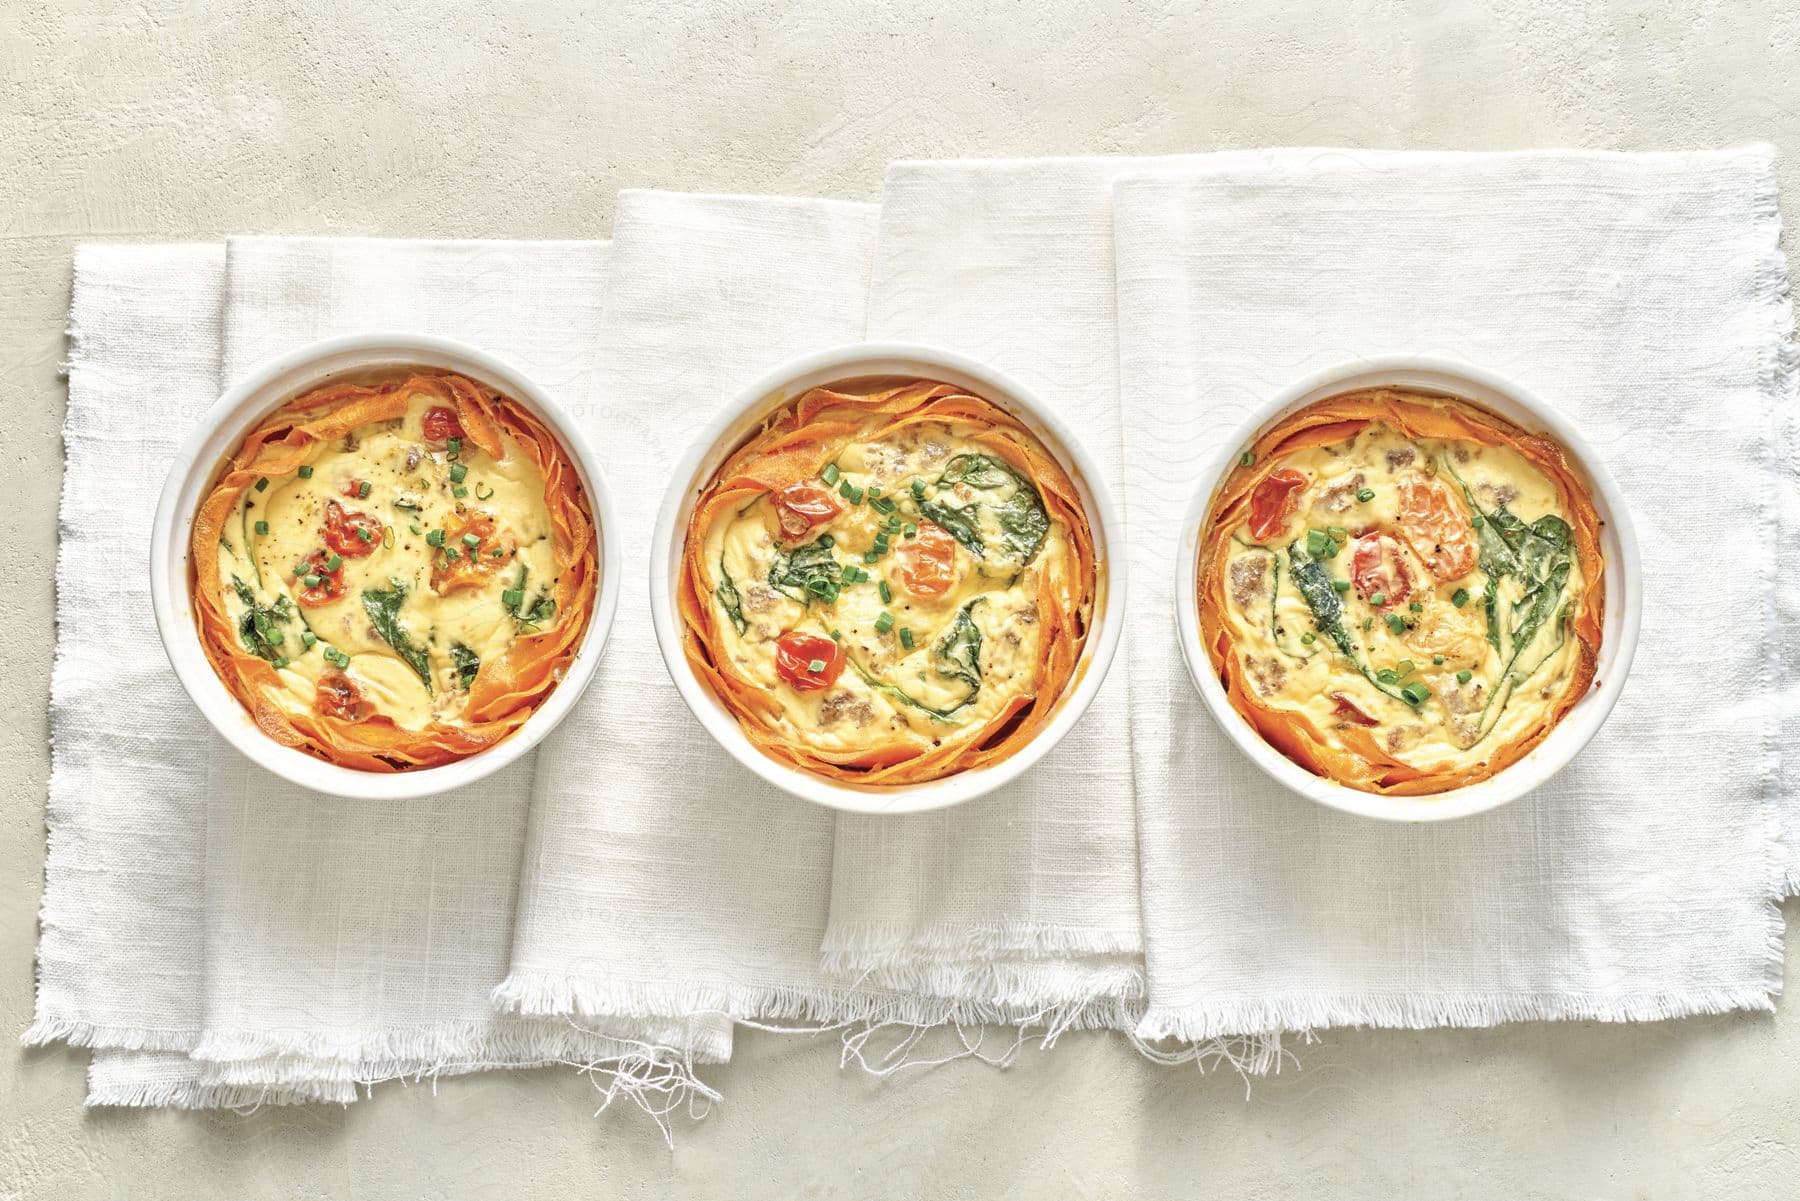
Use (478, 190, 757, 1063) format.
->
(700, 419, 1062, 760)
(214, 389, 560, 731)
(1218, 421, 1587, 775)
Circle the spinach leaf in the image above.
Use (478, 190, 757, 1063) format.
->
(715, 557, 749, 635)
(502, 564, 556, 632)
(921, 453, 1051, 564)
(933, 598, 985, 697)
(916, 498, 985, 558)
(768, 536, 841, 604)
(361, 579, 433, 691)
(231, 575, 294, 663)
(846, 598, 986, 721)
(1287, 544, 1411, 704)
(450, 642, 480, 690)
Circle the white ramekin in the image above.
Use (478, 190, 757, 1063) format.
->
(650, 341, 1126, 815)
(1176, 355, 1642, 823)
(150, 332, 622, 800)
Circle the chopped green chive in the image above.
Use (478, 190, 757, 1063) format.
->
(1306, 529, 1329, 557)
(272, 656, 289, 669)
(899, 627, 915, 650)
(838, 481, 864, 504)
(461, 533, 481, 548)
(393, 497, 420, 510)
(1376, 668, 1400, 685)
(1401, 682, 1431, 706)
(840, 564, 858, 585)
(445, 548, 461, 561)
(1457, 669, 1473, 683)
(426, 529, 446, 547)
(822, 463, 841, 486)
(452, 487, 468, 498)
(1369, 591, 1387, 607)
(446, 436, 462, 459)
(1355, 487, 1375, 503)
(501, 588, 523, 608)
(874, 612, 894, 634)
(297, 465, 314, 479)
(1396, 659, 1415, 677)
(1451, 588, 1470, 608)
(830, 629, 842, 640)
(1326, 525, 1347, 541)
(1332, 578, 1352, 593)
(324, 553, 343, 572)
(863, 550, 877, 564)
(474, 483, 494, 501)
(409, 523, 423, 535)
(1471, 514, 1484, 529)
(1385, 613, 1406, 636)
(871, 496, 897, 515)
(1239, 451, 1255, 468)
(878, 580, 892, 604)
(357, 480, 372, 499)
(355, 527, 373, 542)
(1300, 632, 1315, 645)
(903, 523, 919, 539)
(1409, 601, 1423, 612)
(254, 477, 269, 492)
(301, 631, 317, 649)
(1432, 654, 1444, 665)
(910, 478, 926, 498)
(303, 574, 322, 588)
(806, 658, 826, 673)
(450, 463, 468, 485)
(818, 534, 835, 548)
(253, 520, 270, 536)
(1363, 618, 1374, 632)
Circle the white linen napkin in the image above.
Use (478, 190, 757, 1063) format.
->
(817, 159, 1164, 1021)
(495, 192, 899, 1042)
(40, 237, 700, 1107)
(1112, 147, 1795, 1047)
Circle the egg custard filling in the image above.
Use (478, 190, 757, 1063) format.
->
(679, 377, 1099, 786)
(192, 371, 596, 771)
(1198, 387, 1605, 796)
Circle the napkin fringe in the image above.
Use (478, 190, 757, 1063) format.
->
(189, 1017, 640, 1071)
(88, 1077, 357, 1109)
(820, 919, 1140, 969)
(1134, 981, 1781, 1049)
(21, 1014, 197, 1054)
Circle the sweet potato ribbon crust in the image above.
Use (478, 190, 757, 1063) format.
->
(679, 380, 1097, 786)
(191, 373, 596, 772)
(1198, 388, 1605, 796)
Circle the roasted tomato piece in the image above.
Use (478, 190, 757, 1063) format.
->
(295, 549, 346, 608)
(421, 405, 464, 445)
(430, 509, 517, 595)
(774, 630, 846, 692)
(315, 671, 370, 721)
(893, 521, 959, 599)
(1330, 692, 1379, 727)
(771, 482, 843, 539)
(1248, 468, 1307, 541)
(1350, 533, 1415, 608)
(322, 500, 383, 559)
(1396, 476, 1478, 581)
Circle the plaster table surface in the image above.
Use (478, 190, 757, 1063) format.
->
(3, 2, 1797, 1196)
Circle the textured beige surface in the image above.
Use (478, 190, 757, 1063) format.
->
(4, 1, 1798, 1196)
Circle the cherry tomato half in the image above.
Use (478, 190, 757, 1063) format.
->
(893, 521, 959, 599)
(1350, 533, 1415, 608)
(431, 510, 517, 595)
(1248, 468, 1307, 541)
(1396, 476, 1477, 581)
(771, 482, 843, 539)
(421, 405, 464, 445)
(315, 671, 370, 721)
(323, 500, 383, 559)
(295, 549, 346, 608)
(774, 631, 846, 692)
